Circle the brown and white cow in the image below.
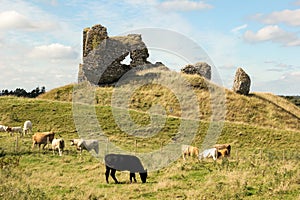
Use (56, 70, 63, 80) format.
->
(52, 138, 65, 156)
(70, 139, 99, 155)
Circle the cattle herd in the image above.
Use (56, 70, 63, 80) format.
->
(1, 120, 231, 184)
(182, 144, 231, 161)
(0, 120, 99, 157)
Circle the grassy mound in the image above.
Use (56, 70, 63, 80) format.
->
(38, 74, 300, 131)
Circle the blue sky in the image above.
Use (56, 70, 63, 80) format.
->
(0, 0, 299, 95)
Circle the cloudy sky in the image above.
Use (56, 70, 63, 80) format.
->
(0, 0, 299, 95)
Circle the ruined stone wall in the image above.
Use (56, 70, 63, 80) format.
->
(78, 24, 151, 85)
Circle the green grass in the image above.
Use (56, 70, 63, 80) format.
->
(1, 77, 300, 200)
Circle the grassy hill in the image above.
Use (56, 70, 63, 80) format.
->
(38, 74, 300, 131)
(1, 73, 300, 199)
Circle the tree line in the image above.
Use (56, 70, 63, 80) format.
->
(0, 86, 46, 98)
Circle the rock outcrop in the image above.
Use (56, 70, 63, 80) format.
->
(78, 24, 151, 85)
(181, 62, 211, 80)
(232, 67, 251, 95)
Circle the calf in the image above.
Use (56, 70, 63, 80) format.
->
(105, 154, 147, 184)
(198, 148, 218, 161)
(32, 132, 55, 151)
(182, 144, 199, 160)
(70, 139, 99, 154)
(52, 138, 65, 156)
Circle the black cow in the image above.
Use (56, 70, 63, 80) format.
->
(105, 154, 147, 184)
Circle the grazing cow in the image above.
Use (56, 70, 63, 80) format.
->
(217, 149, 229, 158)
(70, 139, 99, 154)
(7, 127, 23, 136)
(214, 144, 231, 158)
(105, 154, 147, 184)
(198, 148, 218, 161)
(23, 120, 32, 135)
(52, 138, 65, 156)
(182, 144, 199, 160)
(32, 132, 55, 151)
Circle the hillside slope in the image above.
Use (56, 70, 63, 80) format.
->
(38, 74, 300, 131)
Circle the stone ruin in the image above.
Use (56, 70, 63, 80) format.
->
(78, 24, 166, 86)
(180, 62, 211, 80)
(232, 67, 251, 95)
(77, 25, 254, 95)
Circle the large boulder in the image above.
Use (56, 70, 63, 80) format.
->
(78, 24, 151, 85)
(232, 67, 251, 95)
(181, 62, 211, 80)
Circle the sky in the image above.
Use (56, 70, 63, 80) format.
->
(0, 0, 299, 95)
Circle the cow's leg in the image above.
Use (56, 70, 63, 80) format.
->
(130, 172, 136, 183)
(182, 152, 186, 161)
(213, 151, 217, 161)
(199, 153, 203, 161)
(105, 166, 110, 183)
(32, 142, 35, 150)
(110, 168, 119, 184)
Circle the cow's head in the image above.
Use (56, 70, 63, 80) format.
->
(139, 169, 148, 183)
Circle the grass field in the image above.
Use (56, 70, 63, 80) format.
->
(1, 76, 300, 199)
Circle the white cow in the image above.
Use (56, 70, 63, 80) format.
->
(23, 120, 32, 135)
(70, 139, 99, 155)
(52, 138, 65, 156)
(198, 148, 218, 161)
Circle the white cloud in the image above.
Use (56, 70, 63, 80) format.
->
(281, 71, 300, 80)
(159, 0, 213, 11)
(254, 9, 300, 26)
(0, 10, 36, 30)
(28, 43, 78, 60)
(253, 71, 300, 95)
(243, 25, 300, 46)
(265, 60, 296, 72)
(231, 24, 248, 34)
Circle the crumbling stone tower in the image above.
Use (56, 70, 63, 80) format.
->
(78, 24, 150, 85)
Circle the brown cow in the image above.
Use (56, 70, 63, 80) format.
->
(214, 144, 231, 158)
(182, 144, 199, 160)
(32, 132, 55, 151)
